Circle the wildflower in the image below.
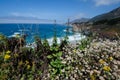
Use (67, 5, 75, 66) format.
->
(19, 61, 23, 66)
(6, 50, 11, 54)
(109, 57, 113, 61)
(93, 70, 100, 75)
(25, 60, 29, 64)
(61, 69, 65, 72)
(4, 54, 11, 60)
(27, 65, 31, 69)
(15, 34, 20, 38)
(61, 61, 66, 64)
(103, 66, 111, 71)
(99, 59, 105, 64)
(14, 53, 19, 57)
(0, 36, 2, 40)
(73, 49, 77, 53)
(90, 74, 95, 80)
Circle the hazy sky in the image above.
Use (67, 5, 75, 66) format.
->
(0, 0, 120, 23)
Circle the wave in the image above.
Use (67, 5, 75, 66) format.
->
(25, 33, 85, 48)
(8, 32, 21, 37)
(63, 28, 73, 33)
(47, 33, 86, 45)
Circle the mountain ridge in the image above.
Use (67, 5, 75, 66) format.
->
(89, 7, 120, 22)
(70, 18, 90, 24)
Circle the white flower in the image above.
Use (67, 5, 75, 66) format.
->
(61, 61, 66, 64)
(61, 69, 65, 72)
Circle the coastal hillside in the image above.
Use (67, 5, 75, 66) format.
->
(72, 7, 120, 39)
(89, 7, 120, 22)
(70, 18, 90, 24)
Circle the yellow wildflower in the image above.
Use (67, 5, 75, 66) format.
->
(90, 75, 95, 80)
(0, 35, 3, 40)
(103, 66, 111, 71)
(14, 53, 19, 57)
(4, 54, 11, 60)
(19, 61, 23, 66)
(15, 34, 20, 38)
(73, 49, 77, 53)
(25, 60, 29, 64)
(99, 59, 105, 64)
(109, 57, 113, 61)
(0, 37, 2, 40)
(27, 65, 31, 69)
(6, 50, 11, 54)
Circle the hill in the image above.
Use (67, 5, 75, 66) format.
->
(89, 7, 120, 22)
(70, 18, 90, 24)
(71, 7, 120, 39)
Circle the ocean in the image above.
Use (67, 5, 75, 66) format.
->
(0, 24, 85, 44)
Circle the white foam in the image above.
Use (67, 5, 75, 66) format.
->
(47, 37, 63, 45)
(63, 29, 67, 32)
(63, 29, 73, 33)
(9, 32, 21, 37)
(47, 33, 86, 45)
(14, 32, 20, 35)
(26, 33, 86, 48)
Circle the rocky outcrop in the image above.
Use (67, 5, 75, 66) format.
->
(72, 22, 92, 32)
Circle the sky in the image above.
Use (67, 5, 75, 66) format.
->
(0, 0, 120, 23)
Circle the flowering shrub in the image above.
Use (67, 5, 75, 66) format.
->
(103, 66, 111, 71)
(4, 54, 11, 60)
(0, 34, 120, 80)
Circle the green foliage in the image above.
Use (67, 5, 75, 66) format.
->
(43, 37, 50, 49)
(47, 31, 65, 79)
(50, 59, 63, 69)
(52, 30, 58, 47)
(34, 36, 43, 50)
(0, 34, 9, 51)
(61, 35, 69, 46)
(0, 33, 26, 52)
(59, 30, 69, 51)
(48, 51, 64, 79)
(47, 51, 62, 59)
(47, 55, 53, 59)
(79, 37, 92, 50)
(93, 19, 108, 25)
(50, 59, 64, 74)
(107, 17, 120, 25)
(93, 17, 120, 25)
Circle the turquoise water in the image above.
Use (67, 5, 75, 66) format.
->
(0, 24, 75, 43)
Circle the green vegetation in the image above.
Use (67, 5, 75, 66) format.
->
(0, 32, 70, 80)
(93, 17, 120, 25)
(78, 37, 92, 50)
(0, 32, 120, 80)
